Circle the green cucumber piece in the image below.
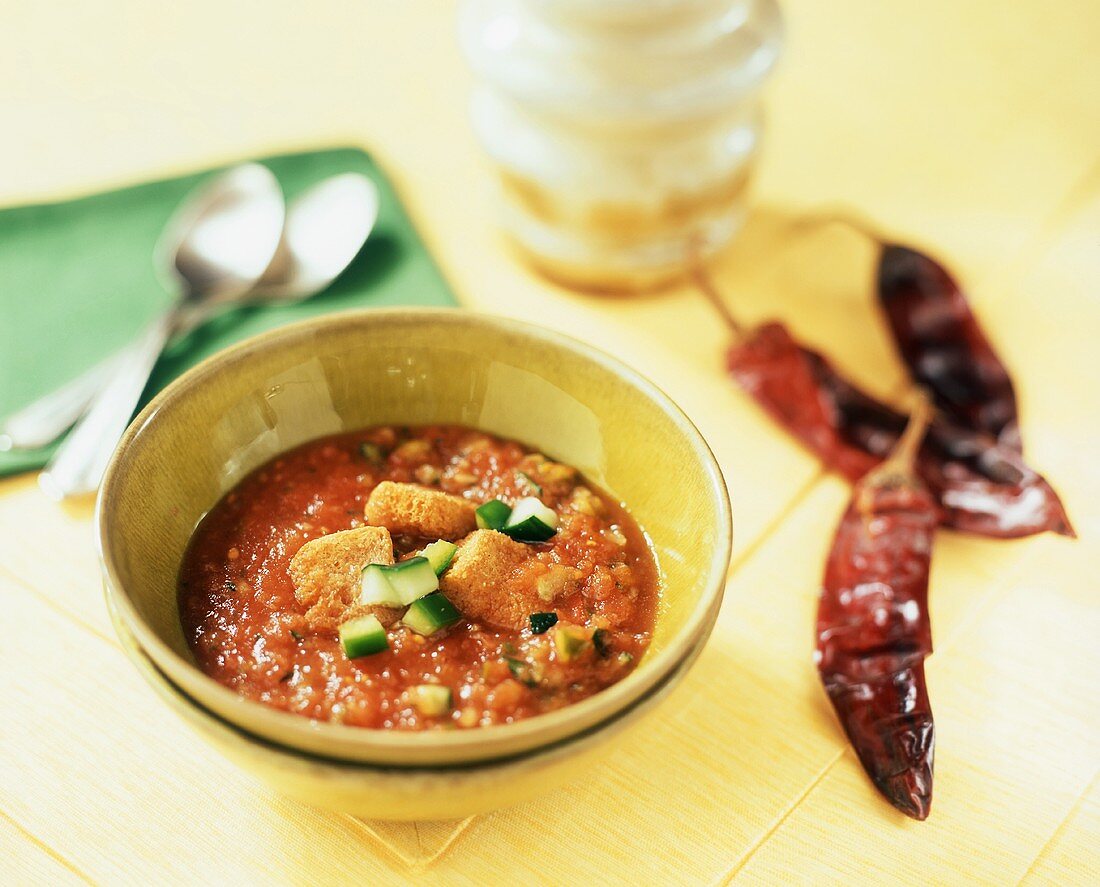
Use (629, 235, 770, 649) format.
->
(410, 684, 452, 717)
(554, 624, 590, 662)
(360, 563, 405, 608)
(476, 499, 512, 530)
(339, 614, 388, 658)
(505, 656, 540, 687)
(506, 496, 558, 529)
(361, 557, 439, 607)
(419, 540, 458, 576)
(529, 612, 558, 634)
(403, 592, 462, 636)
(502, 516, 555, 543)
(383, 556, 439, 605)
(503, 497, 558, 542)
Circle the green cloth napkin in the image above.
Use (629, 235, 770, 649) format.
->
(0, 147, 457, 477)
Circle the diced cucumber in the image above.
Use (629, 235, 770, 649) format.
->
(409, 684, 452, 717)
(503, 496, 558, 542)
(360, 563, 406, 608)
(476, 499, 512, 530)
(403, 592, 462, 636)
(360, 557, 439, 607)
(505, 656, 540, 687)
(529, 612, 558, 634)
(384, 556, 439, 605)
(358, 441, 385, 463)
(554, 624, 590, 662)
(506, 496, 558, 529)
(339, 614, 388, 658)
(419, 540, 457, 576)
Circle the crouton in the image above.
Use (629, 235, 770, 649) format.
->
(440, 530, 538, 630)
(365, 481, 476, 540)
(289, 526, 401, 629)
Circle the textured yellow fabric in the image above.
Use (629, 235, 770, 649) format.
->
(1, 1, 1098, 883)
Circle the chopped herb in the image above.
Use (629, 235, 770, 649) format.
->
(529, 612, 558, 635)
(593, 628, 611, 657)
(502, 642, 518, 655)
(279, 668, 295, 683)
(517, 470, 543, 495)
(290, 630, 304, 642)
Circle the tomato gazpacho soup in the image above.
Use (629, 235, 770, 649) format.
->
(178, 425, 659, 729)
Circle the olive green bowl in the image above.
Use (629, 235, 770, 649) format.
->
(98, 308, 731, 817)
(107, 589, 706, 820)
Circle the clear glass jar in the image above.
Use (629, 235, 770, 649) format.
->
(460, 0, 784, 291)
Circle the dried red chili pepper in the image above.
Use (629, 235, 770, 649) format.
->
(877, 244, 1021, 451)
(692, 255, 1073, 538)
(725, 321, 879, 481)
(724, 322, 1074, 538)
(803, 347, 1075, 539)
(816, 399, 937, 820)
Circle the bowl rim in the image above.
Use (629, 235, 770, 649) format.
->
(98, 307, 732, 764)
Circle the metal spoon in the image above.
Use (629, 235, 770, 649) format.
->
(38, 169, 381, 498)
(37, 164, 286, 499)
(250, 172, 380, 302)
(6, 171, 378, 466)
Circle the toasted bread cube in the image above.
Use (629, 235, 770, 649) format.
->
(289, 526, 401, 629)
(440, 530, 538, 630)
(365, 481, 476, 540)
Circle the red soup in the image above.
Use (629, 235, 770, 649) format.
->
(178, 425, 659, 730)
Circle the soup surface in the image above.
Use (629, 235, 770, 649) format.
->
(178, 425, 659, 729)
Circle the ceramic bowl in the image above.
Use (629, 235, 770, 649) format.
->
(107, 589, 705, 820)
(98, 309, 731, 812)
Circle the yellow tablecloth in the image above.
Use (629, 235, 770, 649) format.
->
(2, 2, 1097, 883)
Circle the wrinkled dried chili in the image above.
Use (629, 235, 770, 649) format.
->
(724, 321, 879, 481)
(804, 347, 1074, 538)
(723, 321, 1074, 538)
(816, 399, 937, 820)
(877, 245, 1021, 451)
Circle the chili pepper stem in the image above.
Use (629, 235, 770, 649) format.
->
(857, 395, 932, 515)
(686, 239, 745, 339)
(882, 394, 932, 473)
(786, 207, 891, 245)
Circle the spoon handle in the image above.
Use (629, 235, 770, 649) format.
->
(39, 310, 177, 499)
(0, 353, 123, 450)
(0, 307, 217, 452)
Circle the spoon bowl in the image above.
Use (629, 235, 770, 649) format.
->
(39, 165, 286, 499)
(162, 163, 286, 303)
(253, 172, 380, 301)
(5, 169, 380, 459)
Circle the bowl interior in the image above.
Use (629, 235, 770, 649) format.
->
(100, 309, 730, 765)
